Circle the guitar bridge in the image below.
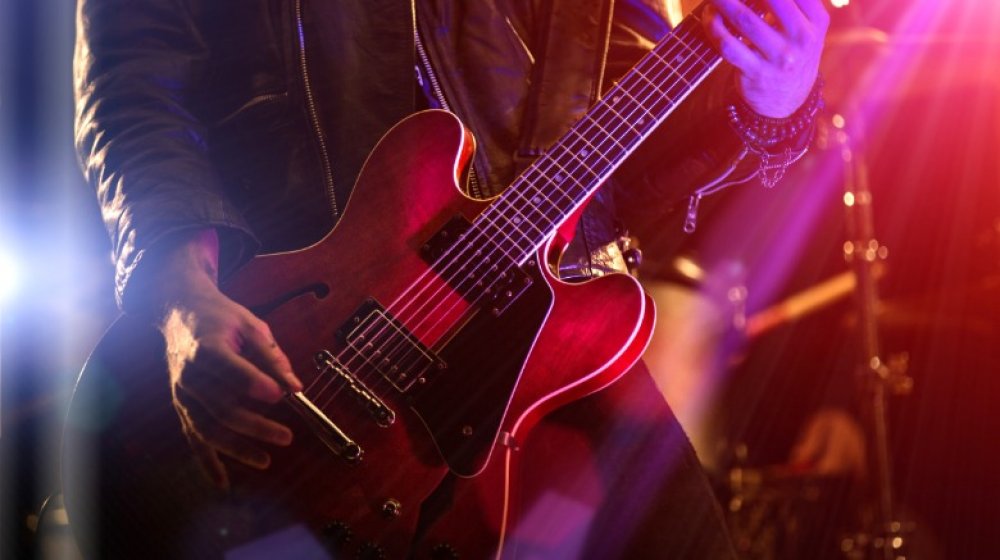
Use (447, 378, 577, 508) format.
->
(314, 350, 396, 427)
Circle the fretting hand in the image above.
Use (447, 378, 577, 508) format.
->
(704, 0, 829, 118)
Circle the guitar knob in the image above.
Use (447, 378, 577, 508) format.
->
(322, 520, 353, 547)
(430, 543, 460, 559)
(357, 541, 386, 560)
(380, 498, 402, 518)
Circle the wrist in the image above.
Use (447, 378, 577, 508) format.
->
(727, 77, 825, 153)
(726, 78, 824, 189)
(133, 228, 222, 316)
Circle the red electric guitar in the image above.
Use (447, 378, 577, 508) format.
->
(63, 6, 727, 559)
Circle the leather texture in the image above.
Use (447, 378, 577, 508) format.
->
(74, 0, 772, 309)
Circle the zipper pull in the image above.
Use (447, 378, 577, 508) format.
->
(683, 193, 702, 233)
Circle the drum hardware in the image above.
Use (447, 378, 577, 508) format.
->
(724, 444, 861, 560)
(837, 110, 914, 560)
(719, 112, 918, 560)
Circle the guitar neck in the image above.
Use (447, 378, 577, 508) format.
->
(476, 3, 722, 263)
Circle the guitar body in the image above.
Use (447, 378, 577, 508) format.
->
(63, 111, 653, 559)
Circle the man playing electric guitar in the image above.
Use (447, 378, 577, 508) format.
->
(68, 0, 828, 557)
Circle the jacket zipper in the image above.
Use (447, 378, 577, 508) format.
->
(295, 0, 339, 218)
(414, 17, 485, 199)
(414, 23, 451, 113)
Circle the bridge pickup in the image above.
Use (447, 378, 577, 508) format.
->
(314, 351, 396, 427)
(285, 392, 363, 463)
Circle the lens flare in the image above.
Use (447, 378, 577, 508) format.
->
(0, 248, 19, 304)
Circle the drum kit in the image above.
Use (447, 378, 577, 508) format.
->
(644, 8, 999, 558)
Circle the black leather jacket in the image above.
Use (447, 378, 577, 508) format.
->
(75, 0, 787, 308)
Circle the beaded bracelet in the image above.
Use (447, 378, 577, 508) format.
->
(683, 79, 825, 233)
(726, 78, 824, 189)
(727, 77, 825, 151)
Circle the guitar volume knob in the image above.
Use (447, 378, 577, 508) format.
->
(357, 541, 386, 560)
(380, 498, 402, 518)
(322, 520, 353, 546)
(430, 543, 459, 559)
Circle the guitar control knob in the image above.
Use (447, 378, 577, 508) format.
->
(322, 521, 354, 553)
(380, 498, 402, 518)
(430, 543, 460, 559)
(322, 520, 353, 547)
(357, 541, 386, 560)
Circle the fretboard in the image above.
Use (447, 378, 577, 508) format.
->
(474, 4, 722, 263)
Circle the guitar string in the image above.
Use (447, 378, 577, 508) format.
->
(306, 16, 715, 406)
(378, 20, 717, 371)
(371, 12, 714, 347)
(306, 18, 715, 407)
(309, 48, 719, 411)
(365, 14, 715, 351)
(305, 14, 716, 405)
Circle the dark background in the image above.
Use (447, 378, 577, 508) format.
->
(2, 0, 998, 558)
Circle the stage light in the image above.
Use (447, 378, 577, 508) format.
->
(0, 247, 20, 304)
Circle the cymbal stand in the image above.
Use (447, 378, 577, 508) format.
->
(835, 115, 912, 560)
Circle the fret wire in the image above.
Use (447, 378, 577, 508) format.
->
(471, 16, 721, 265)
(631, 66, 678, 106)
(577, 113, 631, 153)
(497, 178, 574, 240)
(495, 179, 565, 231)
(581, 101, 650, 156)
(473, 208, 532, 258)
(544, 145, 605, 193)
(647, 51, 696, 88)
(666, 27, 703, 59)
(553, 134, 614, 181)
(520, 158, 581, 207)
(594, 100, 649, 138)
(321, 20, 727, 400)
(478, 187, 560, 254)
(484, 162, 580, 236)
(574, 114, 634, 156)
(493, 201, 548, 239)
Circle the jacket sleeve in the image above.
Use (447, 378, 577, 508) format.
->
(604, 0, 814, 231)
(74, 0, 258, 310)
